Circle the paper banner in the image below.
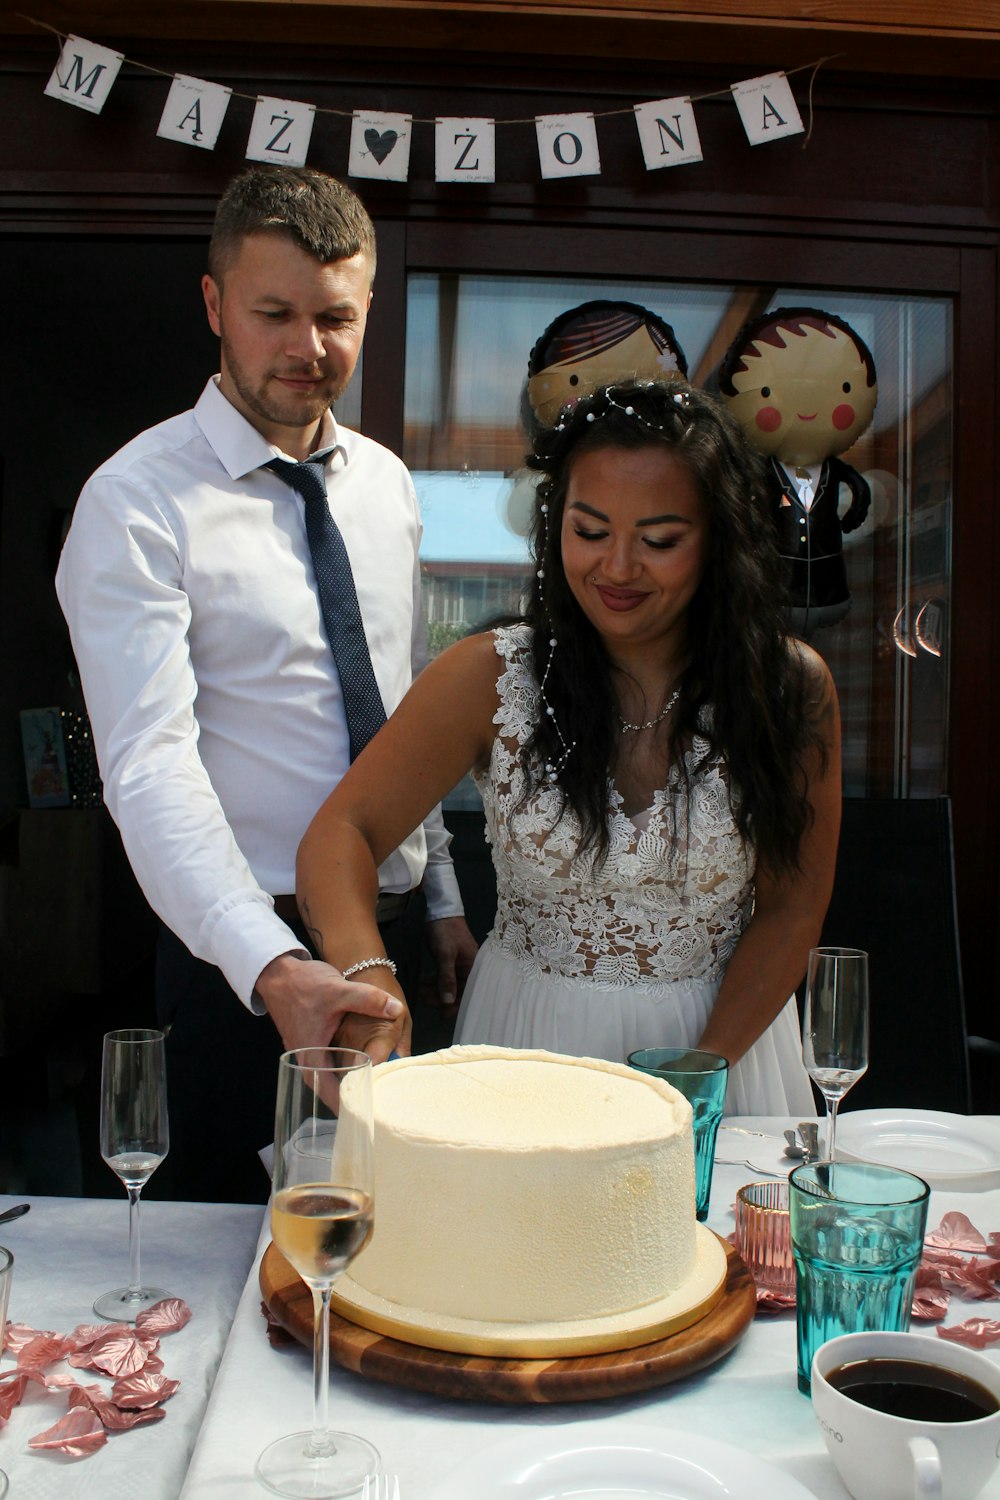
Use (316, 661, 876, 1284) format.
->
(435, 117, 496, 183)
(44, 35, 123, 115)
(349, 111, 413, 181)
(246, 96, 316, 166)
(731, 72, 804, 146)
(535, 113, 601, 180)
(157, 75, 232, 150)
(633, 97, 703, 170)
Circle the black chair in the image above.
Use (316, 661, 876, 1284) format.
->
(816, 796, 972, 1115)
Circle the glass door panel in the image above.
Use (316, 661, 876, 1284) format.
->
(403, 273, 952, 803)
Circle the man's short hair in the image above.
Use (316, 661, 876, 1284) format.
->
(208, 165, 377, 283)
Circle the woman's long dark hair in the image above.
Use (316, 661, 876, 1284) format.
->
(521, 379, 826, 877)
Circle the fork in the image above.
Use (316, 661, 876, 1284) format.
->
(362, 1475, 401, 1500)
(713, 1156, 788, 1179)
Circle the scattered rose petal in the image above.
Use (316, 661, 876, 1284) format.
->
(112, 1370, 179, 1408)
(64, 1323, 119, 1352)
(755, 1287, 796, 1311)
(261, 1300, 295, 1347)
(17, 1334, 69, 1372)
(948, 1261, 1000, 1300)
(99, 1403, 166, 1432)
(135, 1298, 191, 1337)
(28, 1406, 108, 1457)
(0, 1371, 31, 1423)
(937, 1319, 1000, 1350)
(912, 1289, 950, 1321)
(921, 1248, 969, 1272)
(926, 1212, 988, 1254)
(4, 1322, 55, 1356)
(67, 1384, 113, 1418)
(911, 1264, 950, 1321)
(72, 1327, 150, 1378)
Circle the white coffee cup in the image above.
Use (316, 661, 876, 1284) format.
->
(812, 1331, 1000, 1500)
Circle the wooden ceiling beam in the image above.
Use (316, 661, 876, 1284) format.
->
(6, 1, 1000, 79)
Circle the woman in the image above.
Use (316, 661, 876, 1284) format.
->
(297, 379, 840, 1112)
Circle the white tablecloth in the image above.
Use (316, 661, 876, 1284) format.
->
(180, 1118, 1000, 1498)
(0, 1194, 262, 1498)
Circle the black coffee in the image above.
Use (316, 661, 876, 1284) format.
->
(828, 1358, 999, 1423)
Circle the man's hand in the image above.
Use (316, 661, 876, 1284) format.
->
(424, 916, 479, 1015)
(255, 952, 409, 1060)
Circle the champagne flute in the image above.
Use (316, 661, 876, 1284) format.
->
(256, 1048, 377, 1499)
(93, 1028, 171, 1321)
(802, 946, 870, 1162)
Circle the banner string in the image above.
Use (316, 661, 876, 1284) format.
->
(19, 12, 837, 146)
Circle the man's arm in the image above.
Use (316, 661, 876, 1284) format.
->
(56, 469, 310, 1005)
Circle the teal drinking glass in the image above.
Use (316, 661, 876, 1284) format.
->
(789, 1160, 930, 1396)
(627, 1047, 728, 1221)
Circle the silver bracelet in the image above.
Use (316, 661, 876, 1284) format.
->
(342, 956, 398, 980)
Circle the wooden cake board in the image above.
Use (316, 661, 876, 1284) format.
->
(260, 1235, 756, 1404)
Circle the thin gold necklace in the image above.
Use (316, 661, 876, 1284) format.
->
(618, 686, 680, 734)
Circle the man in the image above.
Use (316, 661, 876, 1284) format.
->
(56, 166, 478, 1201)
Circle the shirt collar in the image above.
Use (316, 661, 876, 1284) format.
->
(194, 377, 349, 480)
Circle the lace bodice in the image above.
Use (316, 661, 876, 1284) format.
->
(473, 624, 755, 987)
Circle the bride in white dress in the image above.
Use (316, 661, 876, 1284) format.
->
(297, 379, 840, 1115)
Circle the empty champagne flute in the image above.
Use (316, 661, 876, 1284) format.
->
(256, 1047, 376, 1499)
(801, 946, 869, 1162)
(94, 1028, 171, 1321)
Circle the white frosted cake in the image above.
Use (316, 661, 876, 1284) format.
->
(333, 1045, 719, 1350)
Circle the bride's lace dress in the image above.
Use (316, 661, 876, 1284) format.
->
(453, 624, 814, 1116)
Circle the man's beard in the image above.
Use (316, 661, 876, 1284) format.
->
(220, 330, 350, 432)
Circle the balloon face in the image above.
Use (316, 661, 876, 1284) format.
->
(527, 326, 684, 427)
(723, 322, 878, 467)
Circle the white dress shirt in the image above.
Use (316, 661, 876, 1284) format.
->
(56, 377, 463, 1007)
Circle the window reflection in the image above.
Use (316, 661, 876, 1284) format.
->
(403, 273, 952, 801)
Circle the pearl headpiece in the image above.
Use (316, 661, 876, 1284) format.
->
(553, 380, 692, 435)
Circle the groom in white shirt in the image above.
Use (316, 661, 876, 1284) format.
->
(56, 165, 477, 1201)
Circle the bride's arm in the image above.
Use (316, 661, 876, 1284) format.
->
(295, 630, 500, 1046)
(696, 645, 841, 1065)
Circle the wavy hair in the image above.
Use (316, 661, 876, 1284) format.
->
(521, 379, 825, 875)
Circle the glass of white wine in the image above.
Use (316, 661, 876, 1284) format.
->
(256, 1047, 377, 1499)
(801, 946, 870, 1162)
(94, 1028, 171, 1321)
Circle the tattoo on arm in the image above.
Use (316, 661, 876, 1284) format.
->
(300, 898, 325, 958)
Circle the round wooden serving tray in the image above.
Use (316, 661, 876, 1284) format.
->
(260, 1236, 756, 1404)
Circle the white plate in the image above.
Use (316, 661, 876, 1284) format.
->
(429, 1422, 817, 1499)
(837, 1109, 1000, 1189)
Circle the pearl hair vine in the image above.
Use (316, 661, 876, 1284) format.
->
(552, 381, 693, 435)
(534, 500, 577, 783)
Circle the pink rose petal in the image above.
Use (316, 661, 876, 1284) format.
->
(911, 1289, 950, 1321)
(28, 1406, 108, 1457)
(937, 1318, 1000, 1350)
(261, 1302, 295, 1347)
(112, 1369, 179, 1408)
(100, 1402, 167, 1431)
(921, 1248, 969, 1271)
(755, 1287, 796, 1311)
(73, 1327, 150, 1378)
(926, 1212, 988, 1254)
(950, 1261, 1000, 1300)
(4, 1322, 54, 1355)
(135, 1298, 191, 1336)
(17, 1333, 69, 1372)
(64, 1322, 119, 1352)
(0, 1371, 31, 1423)
(67, 1384, 114, 1419)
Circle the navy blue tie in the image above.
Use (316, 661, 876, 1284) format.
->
(266, 455, 387, 761)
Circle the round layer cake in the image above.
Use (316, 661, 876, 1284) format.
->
(342, 1045, 700, 1328)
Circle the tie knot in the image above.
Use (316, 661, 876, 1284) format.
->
(265, 455, 328, 507)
